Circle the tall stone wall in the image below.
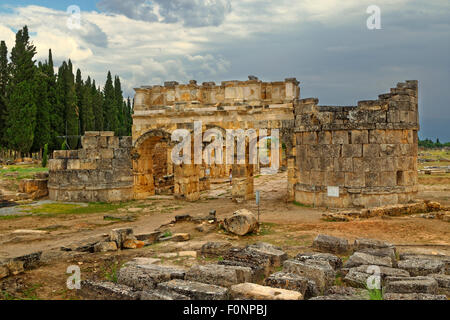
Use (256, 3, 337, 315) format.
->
(48, 132, 133, 202)
(294, 80, 419, 208)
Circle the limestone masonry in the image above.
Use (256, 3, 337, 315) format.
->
(48, 78, 419, 208)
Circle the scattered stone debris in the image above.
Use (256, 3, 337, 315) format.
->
(0, 251, 43, 280)
(79, 280, 140, 300)
(157, 279, 229, 300)
(323, 200, 450, 221)
(200, 241, 232, 258)
(223, 209, 258, 236)
(103, 214, 137, 222)
(186, 264, 253, 287)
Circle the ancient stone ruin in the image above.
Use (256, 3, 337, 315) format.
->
(48, 78, 419, 209)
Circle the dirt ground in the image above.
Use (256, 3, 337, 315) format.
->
(0, 170, 449, 300)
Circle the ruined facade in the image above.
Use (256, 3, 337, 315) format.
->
(132, 78, 298, 202)
(48, 78, 419, 209)
(48, 132, 133, 202)
(294, 81, 419, 208)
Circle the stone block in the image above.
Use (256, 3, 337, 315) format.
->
(363, 144, 380, 157)
(245, 242, 289, 268)
(312, 234, 350, 254)
(344, 252, 393, 268)
(295, 252, 342, 270)
(345, 172, 365, 188)
(185, 264, 253, 287)
(383, 293, 446, 300)
(223, 209, 258, 236)
(335, 157, 353, 172)
(351, 130, 368, 144)
(384, 276, 438, 294)
(398, 259, 445, 276)
(332, 131, 348, 144)
(283, 259, 335, 292)
(264, 272, 309, 296)
(140, 289, 189, 300)
(318, 131, 332, 144)
(343, 265, 409, 288)
(79, 280, 140, 300)
(107, 136, 120, 148)
(341, 144, 362, 158)
(200, 241, 233, 257)
(81, 136, 99, 149)
(109, 228, 135, 249)
(157, 279, 228, 300)
(118, 264, 186, 290)
(93, 241, 118, 253)
(230, 283, 303, 300)
(100, 148, 114, 159)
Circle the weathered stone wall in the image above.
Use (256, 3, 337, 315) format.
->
(133, 78, 298, 201)
(294, 80, 419, 208)
(48, 132, 133, 202)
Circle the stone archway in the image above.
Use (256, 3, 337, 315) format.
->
(133, 130, 174, 199)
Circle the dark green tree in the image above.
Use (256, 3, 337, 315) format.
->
(75, 68, 85, 135)
(32, 62, 51, 152)
(82, 76, 95, 132)
(4, 26, 37, 155)
(92, 80, 104, 131)
(0, 41, 8, 145)
(114, 75, 125, 136)
(103, 71, 117, 133)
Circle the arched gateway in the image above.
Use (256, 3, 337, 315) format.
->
(48, 78, 419, 208)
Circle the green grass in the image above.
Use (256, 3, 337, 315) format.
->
(293, 201, 312, 208)
(0, 165, 48, 180)
(367, 288, 383, 300)
(20, 202, 132, 217)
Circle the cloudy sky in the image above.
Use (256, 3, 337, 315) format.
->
(0, 0, 449, 140)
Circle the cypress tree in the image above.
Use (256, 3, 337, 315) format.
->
(75, 68, 85, 135)
(103, 71, 117, 133)
(5, 26, 37, 155)
(46, 49, 62, 151)
(0, 41, 8, 145)
(32, 62, 51, 152)
(92, 80, 104, 131)
(83, 76, 95, 132)
(126, 97, 133, 136)
(114, 75, 125, 136)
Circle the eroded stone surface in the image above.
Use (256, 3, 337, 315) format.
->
(283, 259, 335, 292)
(185, 264, 253, 287)
(223, 209, 258, 236)
(398, 259, 445, 276)
(384, 276, 438, 294)
(344, 252, 393, 268)
(295, 252, 342, 270)
(117, 264, 186, 290)
(264, 272, 308, 296)
(383, 293, 446, 300)
(157, 279, 228, 300)
(79, 280, 140, 300)
(230, 283, 303, 300)
(312, 234, 349, 254)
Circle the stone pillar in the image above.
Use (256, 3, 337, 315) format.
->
(174, 164, 200, 201)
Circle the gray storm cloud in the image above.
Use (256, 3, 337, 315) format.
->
(97, 0, 232, 27)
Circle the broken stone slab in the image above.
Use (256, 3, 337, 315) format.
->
(295, 252, 342, 270)
(172, 233, 190, 242)
(186, 264, 253, 287)
(230, 283, 303, 300)
(283, 259, 335, 293)
(122, 239, 145, 249)
(429, 273, 450, 294)
(383, 293, 447, 300)
(93, 241, 118, 253)
(343, 265, 409, 288)
(356, 247, 397, 267)
(135, 231, 161, 243)
(399, 253, 450, 273)
(117, 264, 186, 291)
(264, 272, 308, 296)
(398, 259, 445, 276)
(13, 251, 42, 270)
(109, 228, 135, 249)
(312, 234, 349, 254)
(200, 241, 232, 257)
(344, 252, 393, 269)
(79, 280, 140, 300)
(218, 260, 265, 283)
(157, 279, 228, 300)
(353, 238, 394, 251)
(175, 214, 192, 222)
(140, 289, 190, 300)
(223, 209, 258, 236)
(245, 242, 288, 268)
(384, 276, 438, 294)
(309, 293, 369, 300)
